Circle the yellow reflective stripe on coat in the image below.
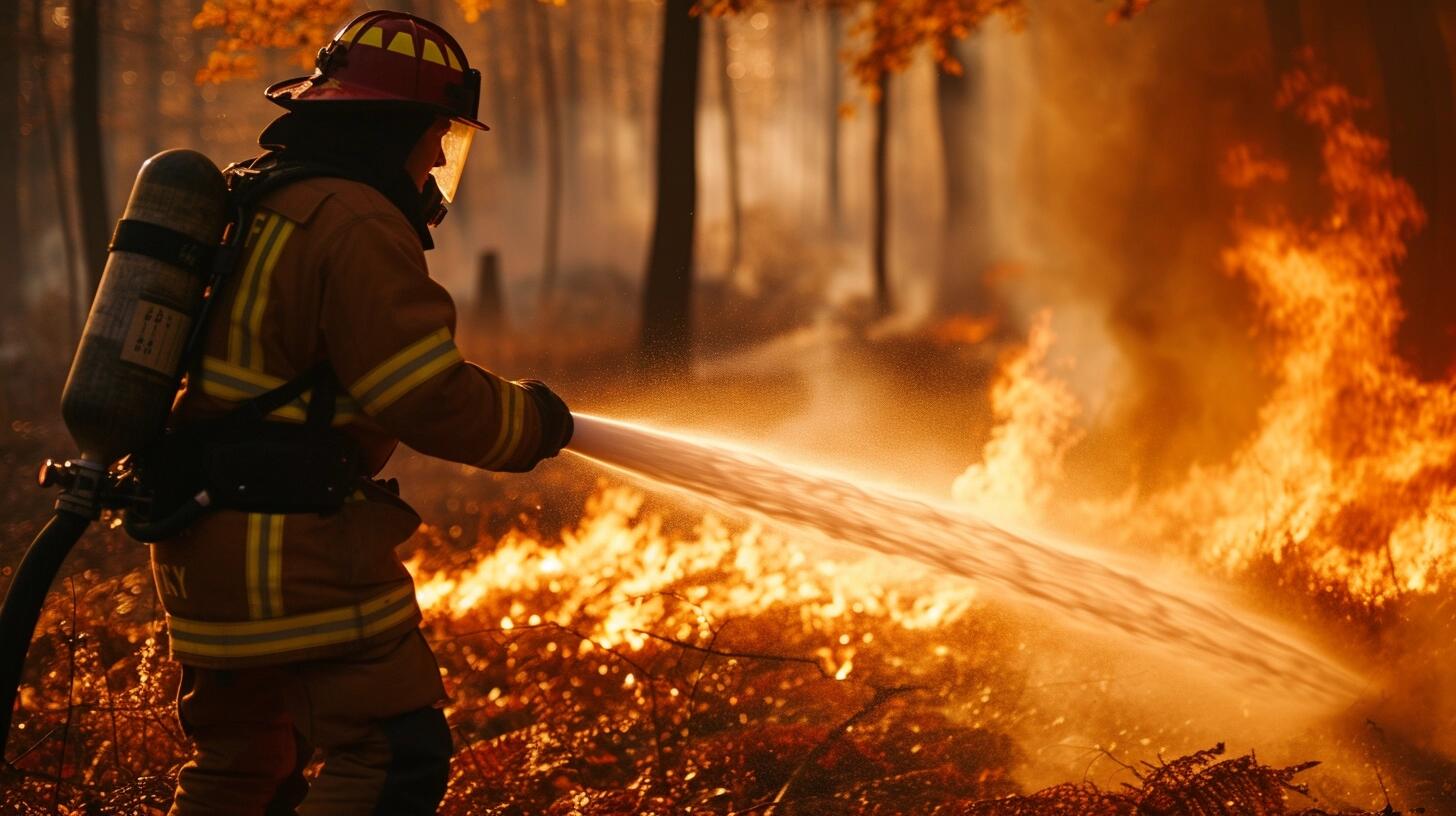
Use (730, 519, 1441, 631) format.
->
(244, 514, 285, 619)
(167, 584, 420, 659)
(349, 327, 463, 414)
(480, 379, 527, 469)
(227, 212, 295, 370)
(197, 356, 361, 425)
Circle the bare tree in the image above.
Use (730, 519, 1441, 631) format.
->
(32, 0, 83, 340)
(72, 0, 108, 297)
(935, 35, 991, 314)
(0, 0, 19, 324)
(824, 8, 843, 233)
(640, 0, 702, 370)
(716, 17, 742, 275)
(1366, 0, 1456, 377)
(870, 79, 891, 316)
(529, 0, 564, 306)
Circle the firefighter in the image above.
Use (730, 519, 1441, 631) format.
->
(149, 12, 571, 814)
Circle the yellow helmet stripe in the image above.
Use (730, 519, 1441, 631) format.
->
(387, 31, 416, 57)
(342, 19, 369, 43)
(421, 39, 448, 66)
(356, 26, 385, 48)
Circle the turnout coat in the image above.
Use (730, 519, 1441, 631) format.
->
(151, 175, 548, 669)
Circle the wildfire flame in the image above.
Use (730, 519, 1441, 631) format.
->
(952, 310, 1083, 524)
(408, 485, 976, 671)
(953, 66, 1456, 606)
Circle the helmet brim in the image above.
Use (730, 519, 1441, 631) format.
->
(265, 75, 490, 131)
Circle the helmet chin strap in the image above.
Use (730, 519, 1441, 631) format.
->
(421, 176, 448, 228)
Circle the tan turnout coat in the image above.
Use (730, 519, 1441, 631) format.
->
(151, 175, 546, 669)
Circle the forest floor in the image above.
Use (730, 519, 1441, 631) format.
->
(0, 431, 1420, 815)
(0, 317, 1440, 814)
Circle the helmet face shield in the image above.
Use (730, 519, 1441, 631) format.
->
(430, 120, 475, 203)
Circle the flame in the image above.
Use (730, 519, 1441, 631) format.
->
(953, 66, 1456, 606)
(953, 310, 1083, 524)
(930, 314, 1000, 347)
(408, 485, 976, 654)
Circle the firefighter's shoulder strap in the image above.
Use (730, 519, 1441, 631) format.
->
(202, 155, 350, 433)
(178, 154, 351, 378)
(212, 361, 336, 432)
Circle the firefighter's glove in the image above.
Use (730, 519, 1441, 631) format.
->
(518, 379, 573, 464)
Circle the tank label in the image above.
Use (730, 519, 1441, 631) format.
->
(120, 299, 191, 375)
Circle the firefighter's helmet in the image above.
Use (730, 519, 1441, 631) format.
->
(265, 10, 485, 201)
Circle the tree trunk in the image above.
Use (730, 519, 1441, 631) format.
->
(613, 2, 647, 172)
(506, 1, 537, 170)
(716, 17, 742, 275)
(482, 6, 518, 164)
(531, 0, 564, 305)
(1365, 0, 1456, 377)
(935, 36, 991, 315)
(825, 8, 843, 233)
(0, 0, 19, 328)
(871, 80, 892, 317)
(72, 0, 109, 298)
(141, 1, 164, 157)
(639, 0, 702, 371)
(560, 0, 582, 155)
(588, 0, 622, 200)
(33, 0, 82, 341)
(1261, 0, 1323, 222)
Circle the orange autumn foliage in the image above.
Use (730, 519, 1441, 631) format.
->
(842, 0, 1024, 95)
(191, 0, 354, 84)
(699, 0, 1025, 95)
(191, 0, 499, 85)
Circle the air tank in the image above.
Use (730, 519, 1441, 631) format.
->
(60, 150, 227, 465)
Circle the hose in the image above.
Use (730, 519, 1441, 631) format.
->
(0, 510, 92, 757)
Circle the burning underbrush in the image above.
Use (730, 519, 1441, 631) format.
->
(0, 475, 1400, 814)
(959, 64, 1456, 616)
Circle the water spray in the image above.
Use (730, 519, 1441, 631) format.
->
(566, 414, 1363, 704)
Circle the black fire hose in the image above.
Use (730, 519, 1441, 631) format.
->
(0, 510, 92, 757)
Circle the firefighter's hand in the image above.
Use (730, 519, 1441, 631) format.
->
(518, 379, 573, 463)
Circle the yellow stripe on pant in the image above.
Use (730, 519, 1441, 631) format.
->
(244, 514, 285, 620)
(168, 585, 421, 661)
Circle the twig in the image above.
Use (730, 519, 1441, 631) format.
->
(6, 726, 62, 767)
(683, 619, 732, 732)
(96, 637, 130, 783)
(759, 684, 919, 815)
(632, 629, 835, 679)
(434, 620, 673, 790)
(53, 578, 79, 814)
(451, 722, 488, 793)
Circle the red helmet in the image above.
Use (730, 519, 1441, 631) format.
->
(266, 10, 487, 130)
(264, 11, 486, 201)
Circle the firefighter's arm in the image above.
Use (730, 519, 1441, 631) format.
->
(319, 214, 571, 471)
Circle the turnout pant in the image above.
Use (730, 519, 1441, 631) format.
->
(167, 629, 451, 816)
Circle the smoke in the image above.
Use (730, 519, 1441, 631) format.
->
(976, 0, 1290, 485)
